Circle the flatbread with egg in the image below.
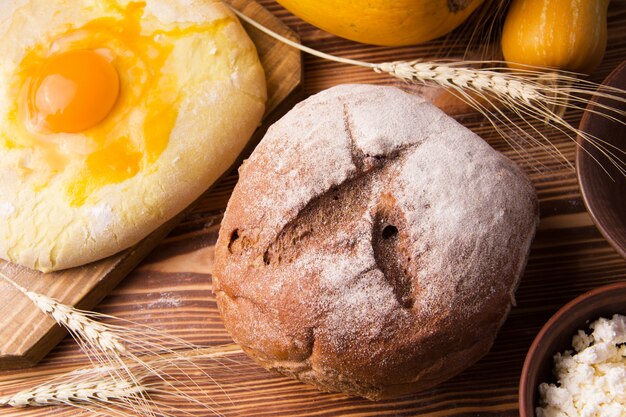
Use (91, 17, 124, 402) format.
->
(0, 0, 266, 271)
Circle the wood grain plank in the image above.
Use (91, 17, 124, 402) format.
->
(0, 0, 625, 416)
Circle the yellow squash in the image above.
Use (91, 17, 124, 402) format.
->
(276, 0, 484, 46)
(502, 0, 609, 74)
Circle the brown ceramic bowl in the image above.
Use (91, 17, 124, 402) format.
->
(576, 61, 626, 259)
(519, 282, 626, 417)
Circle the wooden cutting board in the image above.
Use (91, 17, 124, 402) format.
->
(0, 0, 302, 370)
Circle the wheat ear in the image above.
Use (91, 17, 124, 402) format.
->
(0, 274, 126, 355)
(0, 365, 160, 417)
(0, 345, 243, 416)
(231, 6, 626, 177)
(0, 271, 242, 416)
(0, 379, 147, 408)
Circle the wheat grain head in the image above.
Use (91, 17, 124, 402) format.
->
(0, 270, 242, 416)
(0, 379, 147, 408)
(230, 6, 626, 177)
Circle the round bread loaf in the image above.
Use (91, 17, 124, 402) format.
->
(213, 84, 538, 400)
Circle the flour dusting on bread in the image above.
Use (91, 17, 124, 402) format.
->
(214, 84, 538, 399)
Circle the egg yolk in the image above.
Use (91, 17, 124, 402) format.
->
(27, 50, 120, 133)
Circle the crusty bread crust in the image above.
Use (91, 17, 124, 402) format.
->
(213, 84, 538, 400)
(0, 0, 266, 271)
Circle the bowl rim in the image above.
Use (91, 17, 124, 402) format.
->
(576, 60, 626, 260)
(518, 281, 626, 416)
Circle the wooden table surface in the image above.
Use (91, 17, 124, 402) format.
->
(1, 1, 626, 416)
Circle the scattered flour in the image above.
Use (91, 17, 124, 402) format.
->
(0, 202, 15, 217)
(84, 203, 115, 237)
(147, 292, 183, 309)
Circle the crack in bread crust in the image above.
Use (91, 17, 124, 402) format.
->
(370, 193, 415, 309)
(260, 145, 420, 313)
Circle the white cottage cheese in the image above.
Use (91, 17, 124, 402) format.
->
(537, 314, 626, 417)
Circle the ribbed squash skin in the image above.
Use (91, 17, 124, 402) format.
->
(502, 0, 609, 74)
(276, 0, 484, 46)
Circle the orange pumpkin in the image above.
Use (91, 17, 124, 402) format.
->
(276, 0, 484, 46)
(502, 0, 609, 74)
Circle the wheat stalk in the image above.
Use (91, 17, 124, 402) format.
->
(0, 270, 245, 416)
(231, 6, 626, 177)
(1, 275, 127, 355)
(0, 365, 159, 416)
(0, 271, 155, 415)
(375, 60, 539, 101)
(0, 379, 148, 408)
(0, 345, 243, 416)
